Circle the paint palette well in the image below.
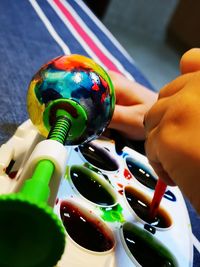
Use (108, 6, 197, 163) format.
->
(55, 137, 193, 267)
(0, 121, 193, 267)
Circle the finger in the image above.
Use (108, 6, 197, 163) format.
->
(108, 70, 157, 105)
(148, 161, 176, 186)
(180, 48, 200, 74)
(158, 72, 195, 99)
(144, 126, 159, 162)
(109, 104, 147, 140)
(108, 71, 140, 105)
(144, 98, 168, 134)
(144, 127, 176, 186)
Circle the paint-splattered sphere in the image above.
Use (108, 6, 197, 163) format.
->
(27, 54, 115, 145)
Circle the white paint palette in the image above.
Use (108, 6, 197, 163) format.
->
(0, 120, 193, 267)
(56, 138, 193, 267)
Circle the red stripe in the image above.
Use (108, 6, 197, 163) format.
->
(54, 0, 121, 73)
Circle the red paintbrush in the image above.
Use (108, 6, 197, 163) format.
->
(149, 178, 167, 219)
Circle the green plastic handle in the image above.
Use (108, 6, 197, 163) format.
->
(0, 114, 72, 267)
(20, 159, 55, 203)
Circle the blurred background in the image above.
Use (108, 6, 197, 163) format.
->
(84, 0, 199, 91)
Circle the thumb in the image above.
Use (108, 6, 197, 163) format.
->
(180, 48, 200, 74)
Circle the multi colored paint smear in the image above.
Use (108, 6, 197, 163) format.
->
(27, 54, 115, 145)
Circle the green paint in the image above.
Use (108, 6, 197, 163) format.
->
(100, 204, 125, 223)
(64, 165, 70, 180)
(83, 162, 104, 177)
(83, 162, 97, 172)
(70, 165, 116, 207)
(122, 222, 178, 266)
(83, 163, 111, 184)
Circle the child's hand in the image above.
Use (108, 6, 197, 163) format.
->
(108, 71, 157, 140)
(145, 48, 200, 213)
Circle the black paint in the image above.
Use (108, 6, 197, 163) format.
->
(126, 157, 157, 189)
(79, 142, 119, 171)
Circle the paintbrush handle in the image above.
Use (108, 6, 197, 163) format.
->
(149, 179, 167, 219)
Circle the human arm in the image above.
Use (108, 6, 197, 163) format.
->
(144, 48, 200, 213)
(108, 71, 157, 140)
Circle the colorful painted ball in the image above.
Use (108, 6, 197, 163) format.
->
(27, 54, 115, 145)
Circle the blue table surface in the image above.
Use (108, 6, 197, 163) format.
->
(0, 0, 199, 266)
